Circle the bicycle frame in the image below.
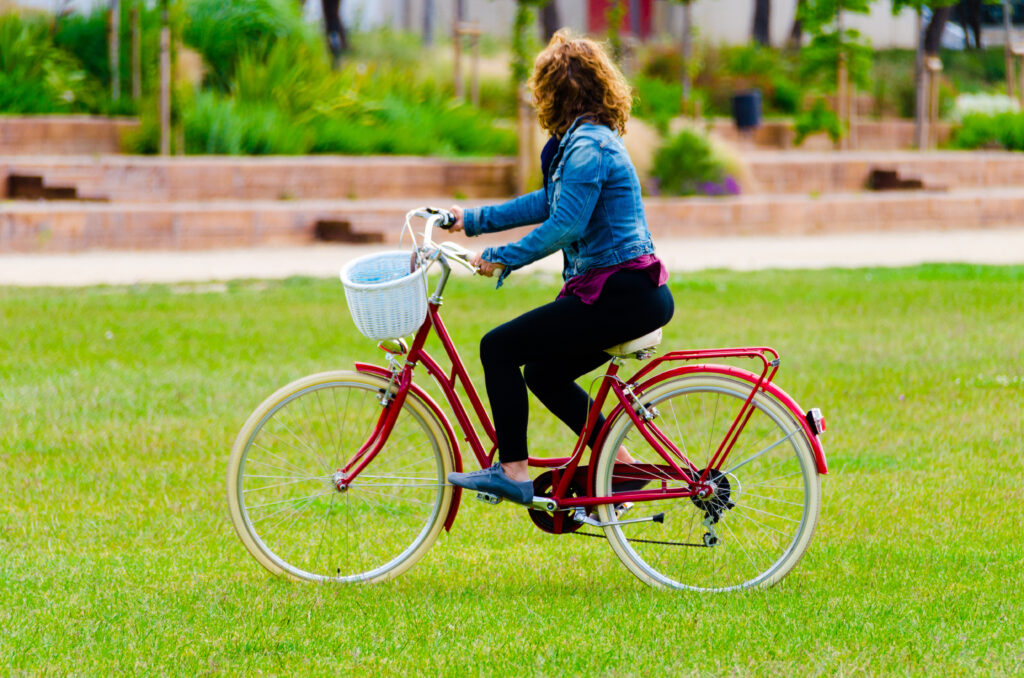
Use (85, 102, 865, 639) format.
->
(342, 252, 827, 532)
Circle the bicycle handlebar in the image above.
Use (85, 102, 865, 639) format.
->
(406, 207, 504, 277)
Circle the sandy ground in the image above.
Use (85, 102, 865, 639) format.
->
(2, 228, 1024, 287)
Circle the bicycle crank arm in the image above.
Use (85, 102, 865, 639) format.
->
(571, 507, 665, 528)
(473, 492, 559, 512)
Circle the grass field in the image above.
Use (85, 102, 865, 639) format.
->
(2, 265, 1022, 676)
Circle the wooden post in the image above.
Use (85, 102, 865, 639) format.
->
(131, 3, 141, 101)
(914, 9, 927, 149)
(159, 0, 170, 156)
(109, 0, 121, 101)
(848, 83, 857, 150)
(1014, 46, 1024, 107)
(837, 51, 849, 150)
(453, 20, 463, 100)
(516, 85, 536, 195)
(926, 56, 943, 149)
(453, 22, 481, 105)
(1004, 0, 1015, 99)
(470, 27, 480, 107)
(681, 1, 693, 111)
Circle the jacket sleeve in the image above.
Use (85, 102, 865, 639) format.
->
(462, 189, 549, 236)
(481, 138, 603, 287)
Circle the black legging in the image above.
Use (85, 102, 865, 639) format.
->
(480, 269, 675, 463)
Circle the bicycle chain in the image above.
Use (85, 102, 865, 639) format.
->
(571, 530, 708, 547)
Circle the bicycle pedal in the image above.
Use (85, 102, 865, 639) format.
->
(474, 491, 503, 505)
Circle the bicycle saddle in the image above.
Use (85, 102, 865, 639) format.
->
(604, 328, 662, 359)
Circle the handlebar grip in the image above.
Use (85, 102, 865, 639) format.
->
(424, 207, 456, 230)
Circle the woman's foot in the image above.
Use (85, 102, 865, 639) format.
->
(448, 462, 534, 505)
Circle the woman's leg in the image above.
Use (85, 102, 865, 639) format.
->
(481, 271, 674, 466)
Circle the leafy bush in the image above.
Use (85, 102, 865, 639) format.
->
(0, 13, 100, 113)
(650, 128, 739, 197)
(794, 97, 843, 145)
(183, 0, 314, 90)
(128, 38, 516, 156)
(770, 75, 801, 115)
(54, 3, 162, 107)
(949, 111, 1024, 150)
(632, 74, 682, 134)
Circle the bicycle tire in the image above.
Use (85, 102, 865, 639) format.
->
(227, 370, 455, 583)
(594, 373, 821, 591)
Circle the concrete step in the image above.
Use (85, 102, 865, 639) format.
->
(0, 117, 137, 155)
(741, 150, 1024, 195)
(5, 189, 1024, 253)
(0, 155, 516, 203)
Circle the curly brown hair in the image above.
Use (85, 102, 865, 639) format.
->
(528, 30, 632, 137)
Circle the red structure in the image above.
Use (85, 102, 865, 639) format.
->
(587, 0, 653, 39)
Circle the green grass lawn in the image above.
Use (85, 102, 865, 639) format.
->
(2, 265, 1022, 675)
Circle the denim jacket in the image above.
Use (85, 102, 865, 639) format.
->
(463, 118, 654, 287)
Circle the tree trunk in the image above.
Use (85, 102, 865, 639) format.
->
(423, 0, 435, 46)
(109, 0, 120, 101)
(681, 1, 692, 106)
(753, 0, 771, 46)
(322, 0, 347, 66)
(914, 10, 927, 148)
(540, 1, 561, 41)
(788, 0, 805, 47)
(159, 0, 170, 155)
(961, 0, 983, 49)
(923, 4, 953, 54)
(402, 0, 412, 32)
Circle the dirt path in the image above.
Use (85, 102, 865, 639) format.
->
(3, 228, 1024, 287)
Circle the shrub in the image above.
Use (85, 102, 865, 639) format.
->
(54, 3, 162, 106)
(949, 111, 1024, 150)
(632, 74, 682, 134)
(794, 97, 843, 145)
(0, 13, 100, 113)
(183, 0, 314, 90)
(129, 37, 516, 156)
(650, 128, 739, 197)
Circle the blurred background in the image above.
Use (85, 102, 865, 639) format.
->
(5, 0, 1024, 255)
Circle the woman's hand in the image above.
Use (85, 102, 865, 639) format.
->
(470, 252, 503, 278)
(447, 205, 465, 233)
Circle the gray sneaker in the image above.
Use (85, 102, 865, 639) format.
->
(448, 462, 534, 505)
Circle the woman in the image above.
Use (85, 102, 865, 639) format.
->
(446, 31, 674, 504)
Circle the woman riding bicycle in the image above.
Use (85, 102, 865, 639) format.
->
(446, 31, 674, 505)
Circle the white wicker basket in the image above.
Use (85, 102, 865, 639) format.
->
(339, 250, 429, 340)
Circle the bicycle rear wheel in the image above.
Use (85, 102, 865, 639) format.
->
(227, 371, 454, 583)
(594, 373, 820, 591)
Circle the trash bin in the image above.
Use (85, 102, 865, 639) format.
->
(731, 89, 762, 130)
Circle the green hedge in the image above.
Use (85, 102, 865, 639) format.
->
(949, 111, 1024, 150)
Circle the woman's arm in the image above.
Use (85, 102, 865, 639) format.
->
(481, 138, 603, 285)
(461, 189, 549, 236)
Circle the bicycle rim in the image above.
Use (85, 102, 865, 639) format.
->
(227, 371, 454, 583)
(595, 374, 820, 591)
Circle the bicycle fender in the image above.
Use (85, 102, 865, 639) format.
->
(354, 362, 465, 531)
(608, 364, 828, 475)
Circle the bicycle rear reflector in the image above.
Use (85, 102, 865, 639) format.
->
(806, 408, 826, 435)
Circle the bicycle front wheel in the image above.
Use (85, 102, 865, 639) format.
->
(227, 371, 455, 583)
(594, 374, 821, 591)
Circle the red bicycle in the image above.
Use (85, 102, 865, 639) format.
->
(227, 208, 828, 591)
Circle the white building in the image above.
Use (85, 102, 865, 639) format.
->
(11, 0, 925, 49)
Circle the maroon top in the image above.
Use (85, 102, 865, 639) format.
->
(558, 254, 669, 305)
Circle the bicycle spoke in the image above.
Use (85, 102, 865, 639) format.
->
(597, 376, 819, 591)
